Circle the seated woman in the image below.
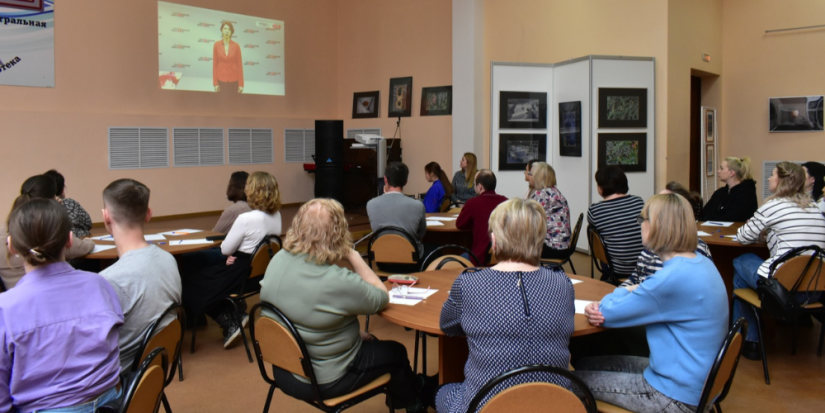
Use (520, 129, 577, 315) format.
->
(733, 162, 825, 359)
(436, 198, 575, 413)
(451, 152, 477, 204)
(260, 198, 427, 412)
(423, 162, 454, 213)
(44, 169, 93, 238)
(528, 162, 571, 259)
(1, 175, 94, 290)
(0, 198, 123, 412)
(802, 161, 825, 213)
(587, 166, 645, 280)
(213, 171, 252, 233)
(578, 194, 728, 412)
(182, 171, 282, 348)
(620, 181, 712, 287)
(699, 156, 758, 222)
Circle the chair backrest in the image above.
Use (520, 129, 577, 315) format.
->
(426, 255, 474, 271)
(566, 213, 584, 254)
(131, 304, 185, 388)
(696, 318, 748, 413)
(466, 364, 596, 413)
(587, 226, 612, 272)
(420, 244, 479, 271)
(770, 246, 825, 293)
(440, 197, 452, 212)
(367, 226, 420, 265)
(122, 347, 168, 413)
(250, 235, 282, 279)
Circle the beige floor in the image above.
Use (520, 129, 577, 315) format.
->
(139, 210, 825, 412)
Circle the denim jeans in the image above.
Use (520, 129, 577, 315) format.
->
(574, 356, 697, 413)
(32, 385, 120, 413)
(733, 252, 822, 342)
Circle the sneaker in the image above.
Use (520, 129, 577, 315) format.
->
(241, 313, 249, 329)
(223, 323, 243, 349)
(742, 341, 761, 361)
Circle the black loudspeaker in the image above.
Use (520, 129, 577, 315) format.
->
(315, 120, 344, 166)
(314, 120, 344, 204)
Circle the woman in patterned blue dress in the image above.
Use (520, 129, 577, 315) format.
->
(436, 198, 576, 413)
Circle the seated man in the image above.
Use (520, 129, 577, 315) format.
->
(100, 179, 183, 372)
(456, 169, 508, 265)
(367, 162, 427, 272)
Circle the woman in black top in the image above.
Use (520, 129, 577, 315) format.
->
(699, 156, 758, 222)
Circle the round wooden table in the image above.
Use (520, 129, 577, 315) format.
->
(378, 268, 616, 383)
(423, 213, 472, 249)
(697, 221, 768, 299)
(85, 230, 224, 260)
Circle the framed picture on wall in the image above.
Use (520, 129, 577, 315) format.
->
(420, 86, 452, 116)
(705, 108, 716, 142)
(598, 88, 647, 128)
(388, 77, 413, 117)
(498, 133, 547, 171)
(769, 96, 824, 132)
(499, 91, 547, 129)
(706, 144, 715, 177)
(352, 91, 380, 119)
(559, 101, 582, 157)
(597, 133, 647, 172)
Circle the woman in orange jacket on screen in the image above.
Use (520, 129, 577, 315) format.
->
(213, 22, 244, 93)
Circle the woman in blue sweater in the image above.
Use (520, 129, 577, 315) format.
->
(423, 162, 454, 213)
(576, 194, 728, 412)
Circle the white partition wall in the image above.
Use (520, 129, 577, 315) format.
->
(491, 63, 554, 199)
(491, 56, 655, 254)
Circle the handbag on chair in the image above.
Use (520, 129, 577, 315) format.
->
(756, 249, 823, 323)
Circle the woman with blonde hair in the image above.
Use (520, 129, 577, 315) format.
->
(699, 156, 758, 222)
(733, 161, 825, 359)
(260, 199, 428, 412)
(182, 171, 282, 348)
(528, 162, 571, 259)
(437, 198, 575, 413)
(451, 152, 478, 204)
(578, 194, 728, 412)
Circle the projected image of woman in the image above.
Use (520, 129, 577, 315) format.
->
(213, 22, 244, 93)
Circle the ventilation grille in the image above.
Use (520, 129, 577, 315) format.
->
(173, 128, 224, 167)
(346, 128, 382, 140)
(284, 129, 315, 163)
(228, 129, 274, 165)
(109, 127, 169, 170)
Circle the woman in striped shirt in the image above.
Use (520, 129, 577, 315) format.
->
(733, 162, 825, 359)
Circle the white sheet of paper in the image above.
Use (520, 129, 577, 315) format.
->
(90, 235, 114, 241)
(91, 244, 117, 254)
(701, 221, 734, 227)
(389, 287, 439, 306)
(570, 279, 583, 285)
(426, 217, 457, 221)
(697, 231, 712, 237)
(575, 299, 595, 315)
(160, 229, 203, 235)
(168, 239, 213, 245)
(426, 221, 445, 227)
(144, 234, 166, 241)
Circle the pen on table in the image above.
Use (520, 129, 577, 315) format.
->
(708, 222, 724, 226)
(393, 295, 424, 300)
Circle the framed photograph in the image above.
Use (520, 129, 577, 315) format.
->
(558, 101, 582, 157)
(352, 91, 379, 119)
(420, 86, 452, 116)
(706, 144, 715, 177)
(769, 96, 824, 132)
(498, 134, 547, 171)
(499, 91, 547, 129)
(705, 109, 715, 142)
(597, 133, 647, 172)
(388, 77, 413, 117)
(598, 88, 648, 128)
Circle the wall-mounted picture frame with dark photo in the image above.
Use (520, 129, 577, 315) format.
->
(499, 91, 547, 129)
(498, 133, 546, 171)
(559, 101, 582, 157)
(420, 86, 452, 116)
(769, 96, 824, 132)
(598, 88, 648, 128)
(352, 91, 380, 119)
(706, 144, 715, 177)
(388, 77, 413, 117)
(597, 133, 647, 172)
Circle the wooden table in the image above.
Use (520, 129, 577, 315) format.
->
(378, 269, 616, 384)
(423, 213, 472, 249)
(697, 221, 768, 298)
(84, 230, 224, 260)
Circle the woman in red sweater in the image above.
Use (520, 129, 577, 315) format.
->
(213, 22, 244, 93)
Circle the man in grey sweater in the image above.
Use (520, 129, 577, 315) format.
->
(100, 179, 182, 372)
